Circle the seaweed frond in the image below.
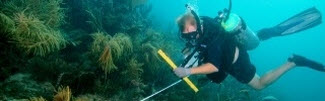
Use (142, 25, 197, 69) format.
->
(0, 13, 15, 34)
(98, 45, 117, 74)
(139, 43, 162, 76)
(0, 0, 66, 56)
(42, 0, 65, 27)
(85, 10, 104, 32)
(125, 58, 144, 86)
(90, 32, 111, 54)
(74, 94, 106, 101)
(29, 97, 47, 101)
(109, 33, 133, 60)
(114, 33, 133, 54)
(53, 86, 72, 101)
(1, 0, 65, 28)
(91, 32, 133, 75)
(141, 43, 159, 64)
(107, 37, 122, 60)
(91, 32, 117, 75)
(11, 12, 66, 56)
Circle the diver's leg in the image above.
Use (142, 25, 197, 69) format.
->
(249, 54, 325, 90)
(248, 62, 296, 90)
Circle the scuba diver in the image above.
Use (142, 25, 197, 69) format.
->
(174, 3, 324, 90)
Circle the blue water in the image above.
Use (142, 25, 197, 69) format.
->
(149, 0, 325, 101)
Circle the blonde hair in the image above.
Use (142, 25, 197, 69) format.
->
(176, 13, 197, 32)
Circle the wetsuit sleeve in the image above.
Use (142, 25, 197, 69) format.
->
(205, 44, 222, 69)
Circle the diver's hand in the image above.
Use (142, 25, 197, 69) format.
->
(174, 67, 191, 78)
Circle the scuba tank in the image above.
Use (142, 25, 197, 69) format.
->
(220, 13, 260, 50)
(217, 0, 260, 50)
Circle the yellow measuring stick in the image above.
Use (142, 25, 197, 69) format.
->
(157, 49, 199, 93)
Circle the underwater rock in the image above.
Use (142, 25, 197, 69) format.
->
(0, 73, 55, 100)
(262, 95, 278, 101)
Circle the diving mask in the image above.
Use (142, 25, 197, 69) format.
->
(181, 31, 199, 49)
(181, 31, 199, 40)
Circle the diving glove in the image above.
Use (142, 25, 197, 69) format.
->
(288, 54, 325, 72)
(174, 67, 191, 78)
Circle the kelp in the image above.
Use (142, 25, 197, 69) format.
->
(53, 86, 72, 101)
(90, 32, 112, 54)
(91, 32, 117, 74)
(25, 86, 72, 101)
(78, 0, 151, 34)
(91, 32, 133, 75)
(82, 0, 111, 33)
(98, 46, 116, 74)
(1, 0, 65, 28)
(118, 58, 146, 100)
(110, 33, 133, 59)
(0, 13, 14, 34)
(74, 94, 106, 101)
(141, 43, 159, 65)
(0, 0, 272, 100)
(29, 97, 47, 101)
(138, 29, 165, 74)
(123, 58, 144, 87)
(42, 0, 65, 27)
(0, 0, 66, 56)
(85, 10, 105, 32)
(11, 12, 66, 56)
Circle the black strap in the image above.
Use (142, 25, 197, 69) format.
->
(180, 48, 198, 67)
(190, 10, 202, 35)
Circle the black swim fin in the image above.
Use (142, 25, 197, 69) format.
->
(288, 54, 325, 72)
(258, 7, 322, 40)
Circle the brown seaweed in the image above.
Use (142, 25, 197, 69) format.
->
(0, 0, 271, 100)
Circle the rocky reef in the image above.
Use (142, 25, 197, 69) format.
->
(0, 0, 274, 100)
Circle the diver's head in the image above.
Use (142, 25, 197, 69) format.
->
(177, 12, 199, 41)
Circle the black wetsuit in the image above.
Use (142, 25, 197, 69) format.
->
(198, 17, 256, 84)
